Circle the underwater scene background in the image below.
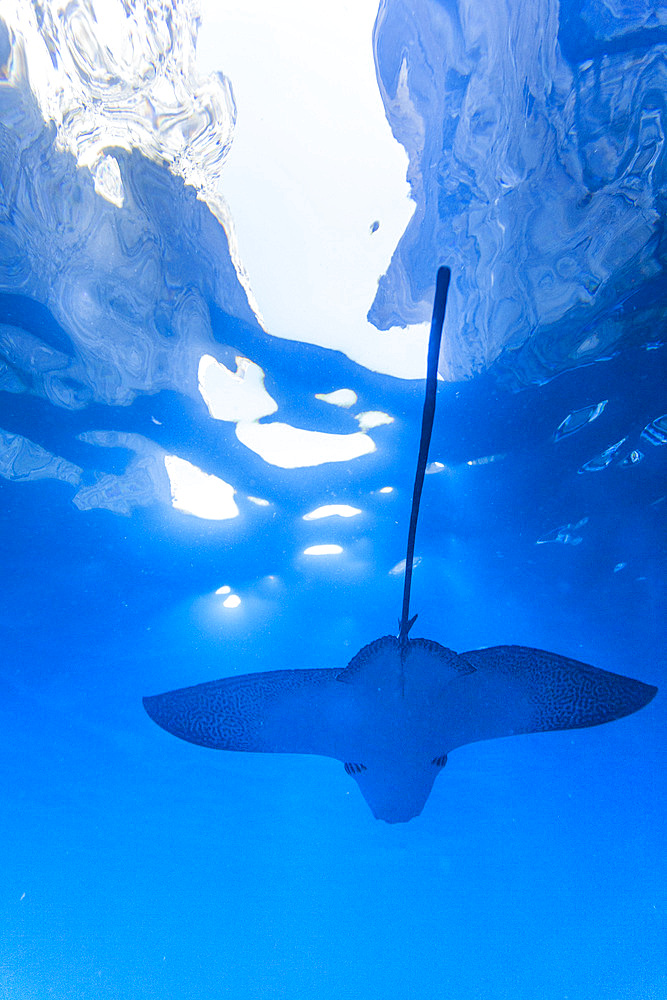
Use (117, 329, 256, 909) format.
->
(0, 0, 664, 997)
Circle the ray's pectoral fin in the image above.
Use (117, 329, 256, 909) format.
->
(143, 668, 341, 757)
(458, 645, 657, 743)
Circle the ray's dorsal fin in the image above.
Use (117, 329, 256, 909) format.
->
(336, 634, 476, 687)
(410, 637, 476, 676)
(399, 265, 451, 645)
(336, 635, 402, 688)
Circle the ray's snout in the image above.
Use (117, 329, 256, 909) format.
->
(350, 764, 440, 824)
(372, 801, 429, 825)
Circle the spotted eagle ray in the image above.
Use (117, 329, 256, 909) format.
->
(144, 267, 657, 823)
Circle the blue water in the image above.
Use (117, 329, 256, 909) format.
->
(0, 2, 665, 998)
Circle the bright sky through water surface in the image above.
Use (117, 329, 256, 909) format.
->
(0, 1, 664, 998)
(197, 0, 429, 377)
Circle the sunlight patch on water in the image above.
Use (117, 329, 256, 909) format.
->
(215, 585, 244, 609)
(198, 354, 277, 422)
(389, 556, 421, 576)
(303, 505, 362, 520)
(199, 354, 377, 468)
(355, 410, 394, 431)
(315, 389, 358, 408)
(236, 421, 375, 469)
(164, 455, 238, 520)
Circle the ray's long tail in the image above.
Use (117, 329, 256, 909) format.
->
(398, 265, 451, 644)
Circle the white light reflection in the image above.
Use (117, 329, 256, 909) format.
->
(389, 556, 421, 576)
(303, 505, 362, 521)
(236, 422, 375, 469)
(356, 411, 393, 431)
(198, 354, 277, 422)
(315, 389, 358, 408)
(164, 455, 239, 520)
